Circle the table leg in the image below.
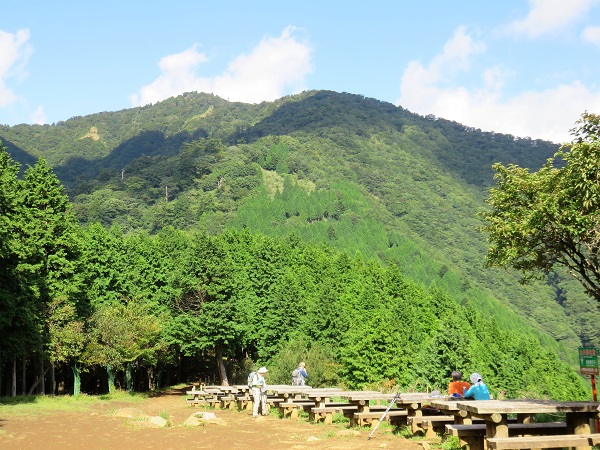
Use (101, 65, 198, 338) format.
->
(360, 400, 370, 413)
(465, 436, 485, 450)
(456, 410, 472, 425)
(567, 412, 592, 450)
(487, 415, 509, 439)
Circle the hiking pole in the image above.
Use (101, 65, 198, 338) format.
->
(367, 392, 401, 440)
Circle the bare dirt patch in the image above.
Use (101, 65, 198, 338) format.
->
(0, 387, 431, 449)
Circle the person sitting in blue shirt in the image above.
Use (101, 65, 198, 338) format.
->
(463, 372, 491, 400)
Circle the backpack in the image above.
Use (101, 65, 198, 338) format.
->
(291, 369, 302, 386)
(247, 371, 257, 388)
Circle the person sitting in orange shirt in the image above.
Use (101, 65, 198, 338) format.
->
(447, 370, 471, 397)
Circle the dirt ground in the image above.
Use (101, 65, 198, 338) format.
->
(0, 386, 433, 449)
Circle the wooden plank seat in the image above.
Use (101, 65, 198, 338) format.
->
(220, 395, 237, 409)
(278, 401, 315, 419)
(352, 409, 408, 428)
(447, 422, 569, 449)
(266, 397, 285, 406)
(236, 397, 252, 411)
(236, 396, 284, 413)
(408, 414, 455, 425)
(309, 405, 358, 424)
(408, 414, 455, 438)
(487, 433, 600, 450)
(446, 422, 568, 438)
(185, 389, 205, 396)
(205, 397, 222, 408)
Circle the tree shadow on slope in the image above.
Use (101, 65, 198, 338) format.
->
(54, 128, 208, 189)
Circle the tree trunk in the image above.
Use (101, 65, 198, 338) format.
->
(0, 352, 3, 397)
(21, 357, 26, 395)
(107, 364, 115, 394)
(215, 345, 229, 386)
(39, 356, 45, 395)
(147, 366, 156, 391)
(28, 366, 50, 395)
(126, 363, 133, 392)
(156, 370, 163, 390)
(164, 367, 173, 388)
(51, 362, 55, 395)
(72, 363, 81, 396)
(11, 356, 16, 397)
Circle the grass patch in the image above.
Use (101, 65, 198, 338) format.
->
(431, 435, 462, 450)
(331, 412, 349, 424)
(0, 390, 146, 416)
(159, 410, 172, 426)
(396, 426, 413, 439)
(322, 429, 336, 438)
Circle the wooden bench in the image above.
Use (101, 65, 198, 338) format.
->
(205, 397, 222, 408)
(408, 414, 454, 438)
(185, 389, 209, 407)
(487, 433, 600, 450)
(219, 395, 237, 409)
(236, 397, 252, 411)
(309, 405, 358, 424)
(278, 401, 315, 419)
(266, 397, 285, 406)
(352, 409, 408, 428)
(237, 396, 284, 413)
(446, 422, 568, 449)
(446, 422, 568, 437)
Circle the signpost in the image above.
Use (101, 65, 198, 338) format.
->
(579, 347, 599, 376)
(579, 347, 599, 432)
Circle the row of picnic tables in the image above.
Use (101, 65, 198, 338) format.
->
(186, 385, 600, 449)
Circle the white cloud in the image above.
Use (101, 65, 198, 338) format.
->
(130, 26, 312, 107)
(31, 105, 46, 125)
(397, 27, 599, 143)
(582, 25, 600, 46)
(503, 0, 598, 38)
(0, 28, 32, 107)
(397, 27, 486, 117)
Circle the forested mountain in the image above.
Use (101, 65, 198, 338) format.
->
(0, 90, 597, 397)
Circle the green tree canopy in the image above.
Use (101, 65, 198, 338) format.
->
(482, 112, 600, 303)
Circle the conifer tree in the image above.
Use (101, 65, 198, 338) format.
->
(18, 158, 85, 394)
(0, 145, 27, 395)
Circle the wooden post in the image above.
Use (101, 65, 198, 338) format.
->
(592, 375, 600, 432)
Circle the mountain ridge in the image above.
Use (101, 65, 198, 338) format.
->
(1, 89, 596, 365)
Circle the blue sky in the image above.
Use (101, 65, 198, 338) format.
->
(2, 0, 600, 143)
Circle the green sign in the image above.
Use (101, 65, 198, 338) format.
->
(579, 347, 599, 375)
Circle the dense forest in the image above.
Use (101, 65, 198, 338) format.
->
(0, 90, 597, 399)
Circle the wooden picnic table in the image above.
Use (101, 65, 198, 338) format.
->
(265, 385, 313, 400)
(390, 394, 453, 437)
(454, 399, 600, 450)
(300, 388, 343, 407)
(186, 386, 208, 401)
(340, 392, 399, 412)
(217, 385, 239, 393)
(185, 386, 223, 407)
(341, 391, 448, 437)
(232, 385, 251, 396)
